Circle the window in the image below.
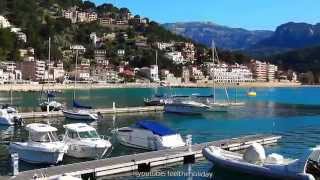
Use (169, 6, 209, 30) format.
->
(68, 130, 79, 139)
(78, 130, 99, 139)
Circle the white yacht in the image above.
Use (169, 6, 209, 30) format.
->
(63, 123, 112, 159)
(115, 120, 185, 150)
(164, 99, 212, 115)
(9, 123, 68, 164)
(0, 108, 23, 126)
(203, 143, 320, 180)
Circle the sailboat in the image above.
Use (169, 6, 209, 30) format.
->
(62, 50, 101, 121)
(205, 40, 245, 111)
(143, 50, 168, 106)
(39, 37, 63, 112)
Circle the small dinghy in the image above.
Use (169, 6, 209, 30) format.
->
(63, 123, 112, 159)
(114, 120, 185, 150)
(9, 123, 68, 164)
(203, 143, 320, 180)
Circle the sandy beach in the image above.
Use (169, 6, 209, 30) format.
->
(0, 82, 303, 92)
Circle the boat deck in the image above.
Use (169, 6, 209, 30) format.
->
(19, 106, 164, 119)
(10, 134, 281, 180)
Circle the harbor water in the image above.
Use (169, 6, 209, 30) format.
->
(0, 86, 320, 179)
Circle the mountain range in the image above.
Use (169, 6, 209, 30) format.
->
(163, 22, 320, 56)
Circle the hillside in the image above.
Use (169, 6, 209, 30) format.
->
(0, 0, 195, 72)
(163, 22, 273, 50)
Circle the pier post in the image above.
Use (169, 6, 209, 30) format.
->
(113, 102, 116, 113)
(186, 135, 192, 152)
(11, 153, 19, 176)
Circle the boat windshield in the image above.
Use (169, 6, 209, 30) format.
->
(30, 131, 59, 142)
(78, 130, 99, 139)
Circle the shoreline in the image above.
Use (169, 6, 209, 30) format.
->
(0, 82, 303, 92)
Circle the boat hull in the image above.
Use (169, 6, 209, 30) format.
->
(62, 110, 98, 121)
(202, 147, 314, 180)
(9, 143, 65, 164)
(0, 116, 13, 126)
(164, 103, 210, 115)
(66, 144, 110, 159)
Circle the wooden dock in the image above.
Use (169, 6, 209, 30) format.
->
(19, 106, 164, 119)
(10, 134, 281, 180)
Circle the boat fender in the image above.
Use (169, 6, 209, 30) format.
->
(243, 143, 266, 163)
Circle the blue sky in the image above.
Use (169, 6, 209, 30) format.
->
(92, 0, 320, 30)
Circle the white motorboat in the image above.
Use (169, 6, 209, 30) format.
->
(202, 143, 320, 180)
(9, 123, 68, 164)
(115, 120, 185, 150)
(0, 108, 23, 126)
(62, 109, 100, 121)
(40, 100, 63, 112)
(164, 99, 212, 115)
(63, 123, 112, 159)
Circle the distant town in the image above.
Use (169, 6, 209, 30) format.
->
(0, 6, 299, 86)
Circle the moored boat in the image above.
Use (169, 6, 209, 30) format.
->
(0, 108, 23, 126)
(9, 123, 68, 164)
(62, 101, 101, 121)
(203, 143, 319, 180)
(114, 120, 185, 150)
(164, 99, 212, 115)
(63, 123, 112, 159)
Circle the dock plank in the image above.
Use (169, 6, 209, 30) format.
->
(19, 106, 164, 119)
(10, 134, 281, 180)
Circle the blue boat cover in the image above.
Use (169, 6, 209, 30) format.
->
(136, 120, 176, 136)
(47, 92, 55, 98)
(73, 100, 92, 109)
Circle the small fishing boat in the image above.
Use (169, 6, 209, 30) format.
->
(203, 143, 319, 180)
(9, 123, 68, 164)
(0, 108, 23, 126)
(164, 99, 212, 115)
(63, 123, 112, 159)
(62, 101, 101, 121)
(114, 120, 185, 150)
(40, 91, 63, 111)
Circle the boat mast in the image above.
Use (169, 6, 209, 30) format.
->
(211, 41, 216, 104)
(73, 50, 78, 100)
(10, 62, 13, 105)
(48, 37, 51, 103)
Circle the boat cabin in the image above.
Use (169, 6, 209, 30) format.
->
(26, 123, 59, 143)
(63, 123, 100, 140)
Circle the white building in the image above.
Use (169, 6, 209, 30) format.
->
(139, 65, 160, 82)
(117, 49, 125, 57)
(252, 60, 278, 82)
(157, 42, 174, 50)
(207, 63, 254, 83)
(70, 45, 86, 53)
(0, 16, 11, 28)
(16, 32, 27, 43)
(267, 64, 278, 82)
(165, 51, 186, 64)
(90, 32, 98, 47)
(254, 60, 268, 82)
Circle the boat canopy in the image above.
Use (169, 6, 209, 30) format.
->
(136, 120, 176, 136)
(26, 123, 57, 132)
(47, 92, 56, 98)
(73, 100, 92, 109)
(64, 123, 96, 132)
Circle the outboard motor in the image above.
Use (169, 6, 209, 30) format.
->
(13, 117, 24, 126)
(97, 112, 103, 120)
(307, 159, 320, 178)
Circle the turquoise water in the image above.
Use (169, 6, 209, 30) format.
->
(0, 87, 320, 179)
